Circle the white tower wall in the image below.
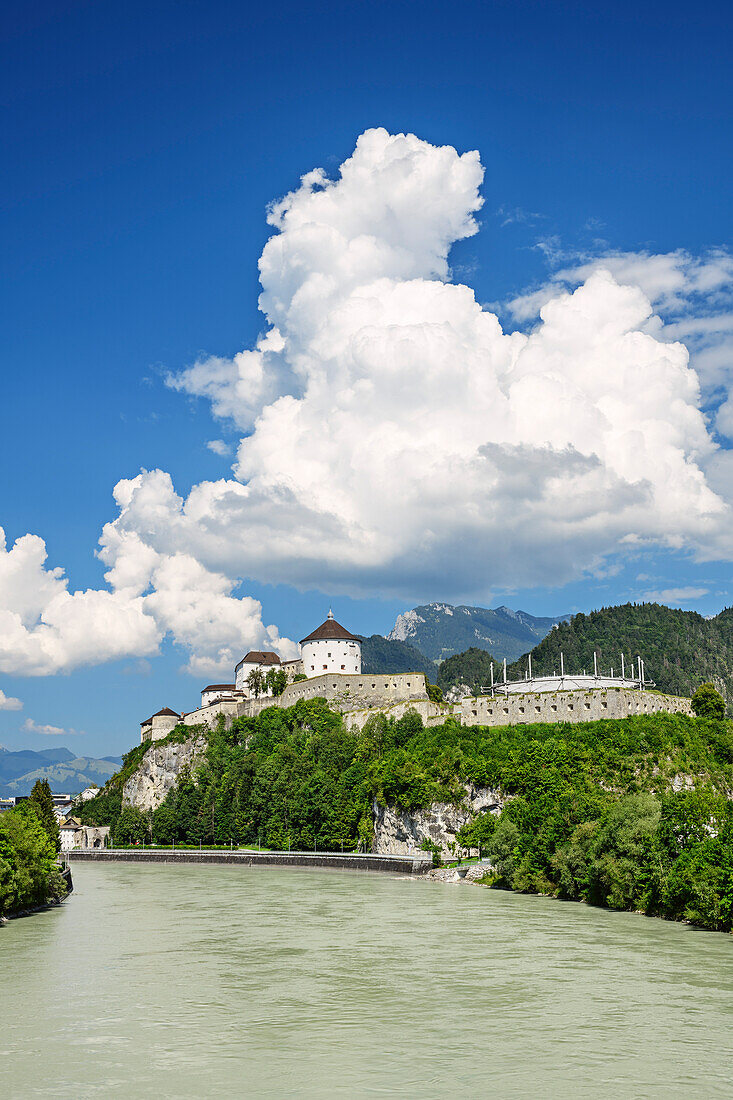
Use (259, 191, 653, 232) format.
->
(302, 637, 361, 677)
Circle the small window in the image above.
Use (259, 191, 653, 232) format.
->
(323, 665, 327, 670)
(341, 664, 345, 670)
(503, 707, 509, 714)
(328, 652, 331, 657)
(551, 704, 557, 712)
(602, 702, 608, 709)
(535, 706, 541, 712)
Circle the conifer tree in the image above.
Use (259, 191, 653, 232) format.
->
(28, 779, 61, 853)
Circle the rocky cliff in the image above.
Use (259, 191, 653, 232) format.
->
(122, 735, 208, 812)
(372, 784, 505, 855)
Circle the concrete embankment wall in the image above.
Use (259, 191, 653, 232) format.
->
(67, 848, 433, 875)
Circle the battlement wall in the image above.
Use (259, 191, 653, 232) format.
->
(460, 688, 692, 727)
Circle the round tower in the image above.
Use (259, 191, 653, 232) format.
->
(300, 610, 361, 677)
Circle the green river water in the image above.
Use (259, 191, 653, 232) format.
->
(2, 862, 732, 1098)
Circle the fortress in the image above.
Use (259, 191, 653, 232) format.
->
(140, 611, 692, 743)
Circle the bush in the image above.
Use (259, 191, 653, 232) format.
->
(691, 682, 726, 720)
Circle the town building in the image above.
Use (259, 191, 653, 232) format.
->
(59, 816, 110, 851)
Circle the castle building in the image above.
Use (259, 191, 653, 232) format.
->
(200, 683, 240, 708)
(140, 707, 180, 743)
(300, 610, 362, 676)
(234, 650, 282, 695)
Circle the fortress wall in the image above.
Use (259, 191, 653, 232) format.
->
(342, 698, 443, 731)
(180, 699, 241, 727)
(171, 683, 692, 739)
(277, 671, 429, 712)
(460, 688, 692, 727)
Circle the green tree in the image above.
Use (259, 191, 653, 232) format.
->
(265, 667, 289, 696)
(426, 682, 443, 704)
(456, 810, 497, 854)
(246, 668, 265, 698)
(691, 682, 726, 720)
(114, 805, 149, 845)
(27, 779, 60, 853)
(0, 809, 66, 916)
(487, 818, 520, 884)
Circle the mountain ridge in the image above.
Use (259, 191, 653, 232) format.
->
(386, 602, 568, 663)
(0, 747, 123, 797)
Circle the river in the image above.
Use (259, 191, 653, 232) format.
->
(2, 863, 732, 1097)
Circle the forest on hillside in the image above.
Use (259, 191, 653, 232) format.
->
(509, 603, 733, 704)
(80, 698, 733, 932)
(434, 603, 733, 708)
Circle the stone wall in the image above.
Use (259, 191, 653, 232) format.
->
(67, 848, 432, 875)
(276, 671, 429, 711)
(459, 688, 692, 727)
(175, 683, 691, 737)
(180, 699, 241, 727)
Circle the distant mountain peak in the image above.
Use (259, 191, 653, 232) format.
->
(386, 603, 569, 663)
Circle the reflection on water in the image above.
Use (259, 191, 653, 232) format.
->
(2, 863, 732, 1097)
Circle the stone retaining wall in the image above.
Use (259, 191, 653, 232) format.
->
(67, 848, 432, 875)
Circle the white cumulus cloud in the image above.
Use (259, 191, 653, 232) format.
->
(22, 717, 78, 737)
(2, 128, 732, 677)
(0, 689, 22, 711)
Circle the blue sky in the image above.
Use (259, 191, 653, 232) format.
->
(1, 0, 731, 756)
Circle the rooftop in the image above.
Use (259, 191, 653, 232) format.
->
(241, 651, 281, 666)
(300, 610, 358, 645)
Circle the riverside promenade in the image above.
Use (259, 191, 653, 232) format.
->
(66, 848, 433, 875)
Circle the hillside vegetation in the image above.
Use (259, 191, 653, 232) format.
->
(507, 603, 733, 705)
(357, 634, 435, 678)
(81, 700, 733, 932)
(433, 603, 733, 708)
(0, 745, 122, 797)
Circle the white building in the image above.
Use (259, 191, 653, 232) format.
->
(300, 611, 361, 677)
(234, 651, 282, 696)
(59, 816, 110, 851)
(200, 683, 241, 708)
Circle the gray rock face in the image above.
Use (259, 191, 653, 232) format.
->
(372, 785, 504, 856)
(122, 736, 208, 812)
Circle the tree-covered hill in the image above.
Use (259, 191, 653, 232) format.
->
(357, 635, 435, 679)
(506, 602, 733, 705)
(437, 647, 498, 693)
(80, 700, 733, 931)
(435, 603, 733, 707)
